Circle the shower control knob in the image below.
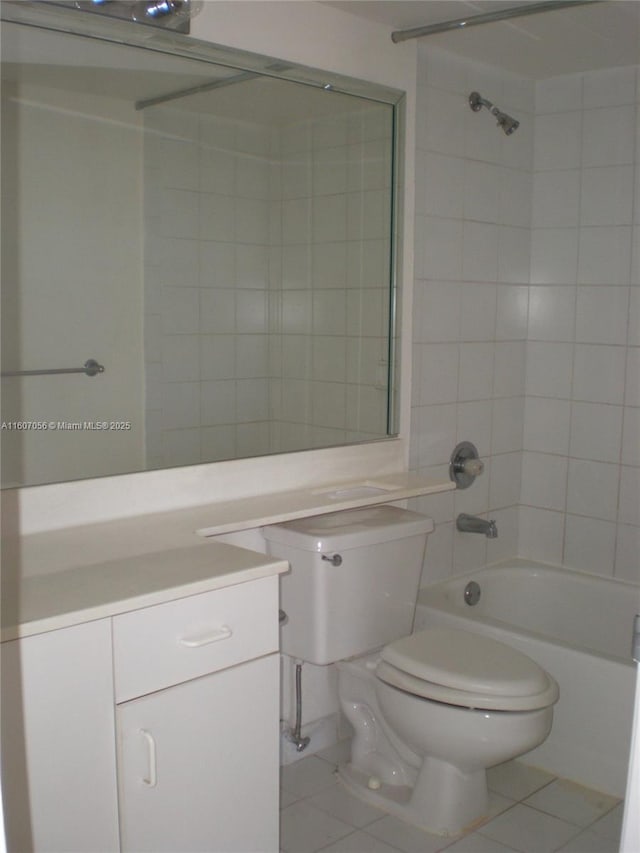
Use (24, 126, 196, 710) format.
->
(450, 441, 484, 489)
(461, 458, 484, 477)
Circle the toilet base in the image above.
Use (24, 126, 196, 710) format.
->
(338, 758, 489, 837)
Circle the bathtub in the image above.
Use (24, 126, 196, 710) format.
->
(415, 559, 640, 798)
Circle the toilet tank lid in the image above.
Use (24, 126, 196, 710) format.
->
(261, 505, 434, 551)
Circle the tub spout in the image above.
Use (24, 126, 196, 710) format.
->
(456, 513, 498, 538)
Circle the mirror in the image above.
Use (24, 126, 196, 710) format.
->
(0, 3, 403, 488)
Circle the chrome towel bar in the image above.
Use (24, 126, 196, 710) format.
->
(1, 359, 105, 378)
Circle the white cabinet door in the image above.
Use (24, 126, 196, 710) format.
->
(2, 620, 120, 853)
(117, 653, 279, 853)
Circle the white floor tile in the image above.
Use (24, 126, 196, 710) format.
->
(555, 826, 620, 853)
(318, 828, 405, 853)
(589, 802, 624, 842)
(315, 740, 353, 768)
(281, 755, 339, 798)
(281, 787, 301, 808)
(443, 831, 520, 853)
(280, 800, 354, 853)
(477, 804, 580, 853)
(523, 779, 620, 828)
(308, 781, 386, 828)
(487, 760, 556, 801)
(364, 814, 446, 853)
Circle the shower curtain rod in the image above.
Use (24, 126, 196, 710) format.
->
(135, 61, 292, 111)
(391, 0, 602, 43)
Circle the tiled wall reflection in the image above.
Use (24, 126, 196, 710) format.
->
(143, 101, 393, 467)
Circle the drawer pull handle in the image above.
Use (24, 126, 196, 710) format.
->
(178, 625, 233, 648)
(140, 729, 157, 788)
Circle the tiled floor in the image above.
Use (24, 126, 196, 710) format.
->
(280, 744, 623, 853)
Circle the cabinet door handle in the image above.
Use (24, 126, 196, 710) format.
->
(178, 624, 233, 648)
(140, 729, 157, 788)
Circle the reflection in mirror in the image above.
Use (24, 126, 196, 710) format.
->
(0, 10, 401, 488)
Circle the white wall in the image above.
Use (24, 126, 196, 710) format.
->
(519, 66, 640, 583)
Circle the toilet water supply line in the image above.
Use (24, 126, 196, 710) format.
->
(287, 661, 310, 752)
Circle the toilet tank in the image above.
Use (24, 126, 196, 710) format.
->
(262, 506, 433, 665)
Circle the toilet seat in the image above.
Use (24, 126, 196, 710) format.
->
(377, 627, 559, 712)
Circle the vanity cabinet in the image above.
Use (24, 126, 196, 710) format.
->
(2, 620, 120, 852)
(114, 576, 280, 853)
(3, 571, 281, 853)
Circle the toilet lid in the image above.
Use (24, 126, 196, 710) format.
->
(377, 627, 559, 711)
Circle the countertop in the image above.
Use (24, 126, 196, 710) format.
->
(1, 541, 289, 642)
(2, 471, 453, 641)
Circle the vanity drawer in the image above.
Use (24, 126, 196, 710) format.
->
(112, 575, 278, 703)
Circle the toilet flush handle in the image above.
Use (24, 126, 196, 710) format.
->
(321, 553, 343, 567)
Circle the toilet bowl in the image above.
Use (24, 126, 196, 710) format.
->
(262, 506, 559, 836)
(338, 628, 558, 835)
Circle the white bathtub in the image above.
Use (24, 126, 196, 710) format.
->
(415, 559, 640, 797)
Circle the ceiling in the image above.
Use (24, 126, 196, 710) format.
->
(323, 1, 640, 78)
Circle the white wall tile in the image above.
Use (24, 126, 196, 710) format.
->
(496, 285, 528, 340)
(532, 170, 580, 228)
(199, 289, 235, 334)
(524, 397, 571, 454)
(464, 161, 501, 223)
(567, 459, 620, 522)
(564, 514, 616, 576)
(621, 406, 640, 466)
(572, 344, 626, 404)
(575, 286, 630, 344)
(577, 226, 632, 285)
(625, 347, 640, 406)
(422, 152, 465, 219)
(518, 506, 564, 564)
(492, 397, 525, 455)
(161, 381, 200, 429)
(422, 217, 464, 281)
(526, 342, 573, 399)
(581, 105, 636, 167)
(536, 74, 583, 114)
(459, 284, 496, 342)
(533, 112, 582, 171)
(422, 88, 467, 157)
(583, 66, 637, 108)
(458, 342, 494, 401)
(493, 341, 526, 398)
(462, 222, 498, 282)
(161, 335, 199, 382)
(520, 451, 567, 511)
(629, 289, 640, 346)
(528, 285, 576, 341)
(489, 451, 522, 509)
(569, 402, 623, 463)
(530, 229, 578, 284)
(579, 166, 634, 226)
(416, 343, 460, 405)
(414, 403, 457, 467)
(615, 523, 640, 582)
(414, 281, 461, 343)
(498, 227, 531, 284)
(457, 400, 493, 457)
(618, 465, 640, 526)
(200, 380, 236, 426)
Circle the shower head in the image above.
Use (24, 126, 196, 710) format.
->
(469, 91, 519, 136)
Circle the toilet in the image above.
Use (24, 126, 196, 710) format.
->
(262, 505, 559, 836)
